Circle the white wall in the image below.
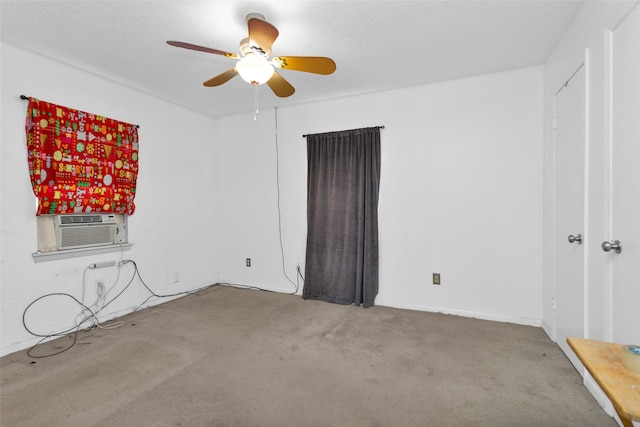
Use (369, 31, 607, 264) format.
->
(214, 66, 544, 325)
(1, 43, 219, 356)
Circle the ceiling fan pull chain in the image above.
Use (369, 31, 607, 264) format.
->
(253, 85, 260, 121)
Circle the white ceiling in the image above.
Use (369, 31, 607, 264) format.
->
(1, 1, 583, 119)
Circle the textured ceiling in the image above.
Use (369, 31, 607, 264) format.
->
(0, 1, 583, 119)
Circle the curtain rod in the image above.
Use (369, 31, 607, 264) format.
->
(20, 95, 140, 129)
(302, 125, 385, 138)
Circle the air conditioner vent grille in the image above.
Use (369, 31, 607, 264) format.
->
(60, 215, 104, 225)
(59, 225, 116, 249)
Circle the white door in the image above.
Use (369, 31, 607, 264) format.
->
(608, 4, 640, 345)
(554, 64, 586, 371)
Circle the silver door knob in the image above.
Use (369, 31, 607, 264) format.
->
(601, 240, 622, 254)
(568, 234, 582, 244)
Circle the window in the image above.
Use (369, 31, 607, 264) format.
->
(24, 97, 138, 261)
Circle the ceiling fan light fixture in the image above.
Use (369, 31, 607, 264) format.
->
(235, 53, 274, 85)
(167, 13, 334, 97)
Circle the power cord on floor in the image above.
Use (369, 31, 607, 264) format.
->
(217, 263, 304, 296)
(23, 293, 97, 358)
(23, 260, 216, 358)
(22, 258, 304, 358)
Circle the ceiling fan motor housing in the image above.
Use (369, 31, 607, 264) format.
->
(239, 37, 252, 56)
(245, 12, 266, 23)
(239, 38, 268, 57)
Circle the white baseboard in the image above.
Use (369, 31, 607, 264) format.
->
(541, 319, 555, 341)
(583, 372, 634, 426)
(374, 298, 542, 327)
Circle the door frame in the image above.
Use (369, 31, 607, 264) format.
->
(551, 49, 591, 347)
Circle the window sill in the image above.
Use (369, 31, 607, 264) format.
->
(32, 243, 134, 263)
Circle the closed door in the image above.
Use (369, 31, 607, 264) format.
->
(554, 64, 586, 371)
(609, 4, 640, 345)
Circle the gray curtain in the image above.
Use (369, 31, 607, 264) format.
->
(302, 127, 381, 307)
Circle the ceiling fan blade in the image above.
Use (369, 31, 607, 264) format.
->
(167, 41, 238, 58)
(267, 71, 295, 98)
(248, 18, 279, 54)
(272, 56, 336, 75)
(203, 68, 238, 87)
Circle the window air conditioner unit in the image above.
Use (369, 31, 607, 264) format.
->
(54, 214, 126, 250)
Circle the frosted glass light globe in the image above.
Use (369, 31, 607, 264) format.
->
(236, 54, 274, 85)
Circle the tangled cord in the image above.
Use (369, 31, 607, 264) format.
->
(22, 259, 302, 358)
(23, 293, 97, 358)
(23, 260, 211, 358)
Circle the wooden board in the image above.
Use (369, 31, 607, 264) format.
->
(567, 337, 640, 426)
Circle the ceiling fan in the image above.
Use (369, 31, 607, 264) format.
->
(167, 13, 336, 98)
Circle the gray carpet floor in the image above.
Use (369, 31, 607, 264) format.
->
(1, 285, 615, 426)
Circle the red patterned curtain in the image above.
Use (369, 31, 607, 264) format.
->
(25, 98, 139, 215)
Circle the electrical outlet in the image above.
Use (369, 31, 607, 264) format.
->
(433, 273, 441, 285)
(246, 258, 251, 267)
